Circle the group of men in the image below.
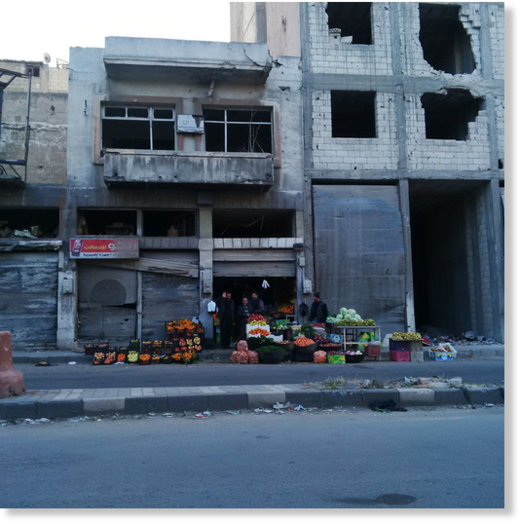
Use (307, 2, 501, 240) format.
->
(215, 291, 264, 348)
(214, 290, 328, 349)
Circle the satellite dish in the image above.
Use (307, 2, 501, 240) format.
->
(43, 53, 51, 64)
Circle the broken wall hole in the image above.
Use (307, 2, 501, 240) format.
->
(326, 2, 372, 45)
(421, 89, 484, 140)
(330, 90, 376, 138)
(419, 3, 476, 75)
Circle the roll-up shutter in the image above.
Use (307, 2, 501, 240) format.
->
(312, 184, 406, 330)
(0, 252, 58, 349)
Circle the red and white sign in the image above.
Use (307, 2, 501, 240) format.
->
(70, 237, 139, 259)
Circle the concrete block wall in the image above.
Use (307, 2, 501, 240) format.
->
(405, 94, 491, 172)
(307, 3, 393, 76)
(311, 90, 398, 171)
(488, 3, 505, 80)
(495, 96, 505, 165)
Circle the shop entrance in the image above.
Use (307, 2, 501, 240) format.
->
(213, 277, 296, 317)
(409, 180, 485, 337)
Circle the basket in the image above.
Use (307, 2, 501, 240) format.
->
(345, 353, 365, 364)
(258, 347, 287, 364)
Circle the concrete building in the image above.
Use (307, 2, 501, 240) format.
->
(56, 36, 305, 349)
(231, 2, 504, 341)
(0, 59, 68, 349)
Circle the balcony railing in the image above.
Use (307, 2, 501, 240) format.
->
(103, 150, 274, 188)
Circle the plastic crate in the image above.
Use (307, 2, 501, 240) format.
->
(389, 349, 410, 362)
(389, 340, 422, 352)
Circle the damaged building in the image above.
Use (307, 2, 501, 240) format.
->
(0, 2, 504, 350)
(232, 2, 504, 341)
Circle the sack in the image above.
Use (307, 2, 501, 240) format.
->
(207, 300, 217, 313)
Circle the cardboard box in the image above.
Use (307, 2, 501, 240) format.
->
(328, 333, 343, 344)
(428, 350, 454, 361)
(327, 354, 346, 364)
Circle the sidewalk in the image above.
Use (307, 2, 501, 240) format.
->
(0, 344, 504, 421)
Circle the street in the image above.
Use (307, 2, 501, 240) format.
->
(16, 358, 504, 390)
(0, 405, 504, 508)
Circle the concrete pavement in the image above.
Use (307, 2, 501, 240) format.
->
(0, 344, 505, 421)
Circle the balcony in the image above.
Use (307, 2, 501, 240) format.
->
(103, 150, 274, 188)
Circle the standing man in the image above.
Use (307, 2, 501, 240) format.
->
(236, 296, 253, 341)
(218, 292, 235, 348)
(309, 292, 328, 323)
(250, 291, 264, 315)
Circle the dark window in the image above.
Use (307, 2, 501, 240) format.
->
(213, 210, 294, 238)
(419, 3, 476, 74)
(203, 108, 272, 153)
(142, 210, 196, 237)
(331, 91, 376, 138)
(102, 106, 175, 150)
(25, 65, 40, 77)
(326, 2, 372, 45)
(421, 89, 483, 140)
(0, 208, 59, 238)
(77, 210, 136, 235)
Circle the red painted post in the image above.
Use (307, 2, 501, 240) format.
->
(0, 331, 25, 398)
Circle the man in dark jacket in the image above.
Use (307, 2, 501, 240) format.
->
(218, 292, 235, 348)
(250, 291, 264, 315)
(309, 292, 328, 323)
(236, 296, 253, 341)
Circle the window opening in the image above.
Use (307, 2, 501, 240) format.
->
(77, 210, 137, 235)
(203, 108, 272, 153)
(421, 89, 483, 140)
(25, 65, 40, 77)
(326, 2, 372, 45)
(330, 90, 376, 138)
(0, 208, 59, 238)
(213, 210, 294, 238)
(142, 210, 196, 237)
(419, 3, 476, 74)
(102, 106, 176, 151)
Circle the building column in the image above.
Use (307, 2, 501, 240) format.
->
(198, 202, 214, 341)
(398, 179, 416, 332)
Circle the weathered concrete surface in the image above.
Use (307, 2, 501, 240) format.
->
(0, 332, 25, 398)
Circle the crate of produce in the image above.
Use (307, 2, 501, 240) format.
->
(428, 348, 456, 361)
(389, 339, 422, 352)
(327, 354, 346, 364)
(389, 349, 410, 362)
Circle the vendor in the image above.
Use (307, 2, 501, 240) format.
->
(236, 296, 253, 341)
(250, 291, 264, 315)
(310, 292, 328, 323)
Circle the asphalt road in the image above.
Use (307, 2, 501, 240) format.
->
(17, 359, 505, 390)
(0, 405, 504, 508)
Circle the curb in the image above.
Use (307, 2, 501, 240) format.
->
(0, 384, 504, 421)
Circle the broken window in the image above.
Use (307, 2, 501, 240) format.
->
(213, 210, 294, 238)
(77, 210, 137, 235)
(421, 89, 483, 140)
(102, 106, 176, 151)
(142, 210, 196, 237)
(0, 208, 59, 238)
(203, 108, 272, 153)
(330, 90, 376, 138)
(419, 3, 476, 74)
(326, 2, 372, 45)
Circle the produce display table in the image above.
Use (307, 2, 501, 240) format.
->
(329, 325, 382, 354)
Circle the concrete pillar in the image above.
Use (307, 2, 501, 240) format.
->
(0, 332, 25, 399)
(198, 206, 214, 342)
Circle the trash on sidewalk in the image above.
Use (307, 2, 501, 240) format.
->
(226, 410, 240, 415)
(35, 361, 51, 366)
(68, 361, 77, 365)
(195, 411, 211, 418)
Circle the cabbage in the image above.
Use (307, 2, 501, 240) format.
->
(340, 307, 348, 317)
